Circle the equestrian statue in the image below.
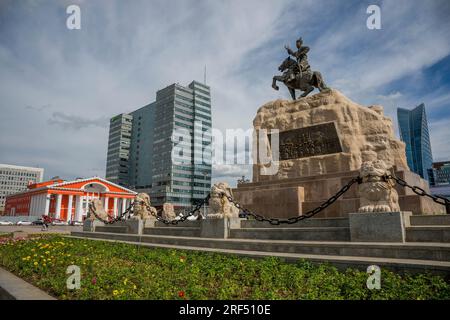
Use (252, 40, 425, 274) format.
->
(272, 37, 328, 99)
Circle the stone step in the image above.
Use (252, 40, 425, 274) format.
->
(230, 227, 350, 241)
(241, 217, 349, 228)
(70, 231, 450, 262)
(155, 221, 201, 228)
(95, 226, 128, 234)
(406, 226, 450, 243)
(410, 215, 450, 226)
(143, 227, 201, 237)
(69, 232, 450, 276)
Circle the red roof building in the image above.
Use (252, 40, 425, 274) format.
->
(4, 177, 137, 222)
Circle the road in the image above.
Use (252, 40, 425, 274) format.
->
(0, 225, 82, 235)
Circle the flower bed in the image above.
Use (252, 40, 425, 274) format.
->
(0, 235, 449, 300)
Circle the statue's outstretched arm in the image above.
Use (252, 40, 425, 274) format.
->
(285, 45, 294, 56)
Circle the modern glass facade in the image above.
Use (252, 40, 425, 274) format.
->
(129, 103, 156, 189)
(105, 114, 133, 186)
(429, 161, 450, 186)
(397, 103, 433, 181)
(105, 81, 212, 209)
(151, 81, 212, 208)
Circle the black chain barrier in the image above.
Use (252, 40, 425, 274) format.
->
(225, 177, 362, 225)
(87, 172, 448, 227)
(88, 202, 134, 224)
(145, 194, 211, 225)
(387, 173, 450, 206)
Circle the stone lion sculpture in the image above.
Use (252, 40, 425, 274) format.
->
(88, 199, 110, 221)
(161, 203, 176, 221)
(132, 193, 157, 220)
(207, 182, 240, 219)
(358, 160, 400, 213)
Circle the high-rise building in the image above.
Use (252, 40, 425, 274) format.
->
(0, 164, 44, 213)
(129, 103, 156, 189)
(105, 81, 212, 209)
(429, 161, 450, 214)
(397, 103, 433, 181)
(151, 81, 212, 208)
(429, 161, 450, 186)
(105, 113, 133, 186)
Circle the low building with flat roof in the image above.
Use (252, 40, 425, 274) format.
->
(0, 164, 44, 213)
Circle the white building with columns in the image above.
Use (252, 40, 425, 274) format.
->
(4, 177, 137, 222)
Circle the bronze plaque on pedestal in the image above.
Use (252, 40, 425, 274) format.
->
(269, 122, 342, 160)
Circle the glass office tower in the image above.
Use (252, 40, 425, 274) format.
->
(106, 81, 212, 209)
(151, 81, 212, 208)
(397, 103, 433, 181)
(129, 103, 156, 189)
(105, 113, 133, 186)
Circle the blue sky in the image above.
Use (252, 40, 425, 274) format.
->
(0, 0, 449, 186)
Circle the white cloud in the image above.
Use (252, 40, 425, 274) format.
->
(0, 0, 449, 184)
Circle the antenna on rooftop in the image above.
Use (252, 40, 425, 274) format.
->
(204, 65, 207, 84)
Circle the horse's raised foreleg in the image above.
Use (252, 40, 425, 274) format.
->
(272, 76, 283, 91)
(272, 78, 279, 91)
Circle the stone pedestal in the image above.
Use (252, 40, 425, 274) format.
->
(83, 220, 104, 232)
(200, 218, 242, 238)
(233, 186, 304, 219)
(143, 218, 157, 228)
(233, 89, 446, 218)
(114, 219, 144, 235)
(348, 211, 412, 242)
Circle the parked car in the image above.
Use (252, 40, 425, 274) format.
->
(0, 221, 13, 226)
(52, 219, 68, 226)
(32, 219, 44, 225)
(16, 221, 33, 226)
(70, 221, 83, 226)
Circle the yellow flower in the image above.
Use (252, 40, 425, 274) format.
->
(34, 261, 38, 266)
(113, 290, 119, 296)
(22, 257, 27, 261)
(45, 251, 50, 255)
(43, 263, 46, 267)
(133, 285, 137, 290)
(123, 278, 128, 285)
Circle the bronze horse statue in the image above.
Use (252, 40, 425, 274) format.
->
(272, 57, 328, 99)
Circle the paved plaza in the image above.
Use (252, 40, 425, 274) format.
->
(0, 225, 82, 235)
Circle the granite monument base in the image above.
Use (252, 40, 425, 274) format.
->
(233, 169, 445, 219)
(348, 211, 412, 242)
(200, 218, 242, 239)
(83, 220, 104, 232)
(113, 219, 144, 235)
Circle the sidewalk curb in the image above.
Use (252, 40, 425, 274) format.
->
(0, 267, 56, 300)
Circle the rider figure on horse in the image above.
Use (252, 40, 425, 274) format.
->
(272, 36, 328, 99)
(284, 37, 312, 82)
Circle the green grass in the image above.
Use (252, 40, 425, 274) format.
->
(0, 234, 449, 300)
